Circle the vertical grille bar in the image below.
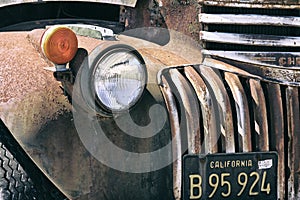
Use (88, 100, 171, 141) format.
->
(225, 72, 252, 152)
(267, 84, 285, 199)
(286, 87, 300, 200)
(199, 66, 235, 153)
(160, 76, 182, 200)
(184, 66, 218, 154)
(249, 79, 269, 152)
(160, 69, 202, 200)
(169, 69, 201, 155)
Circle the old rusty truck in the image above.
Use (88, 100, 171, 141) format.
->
(0, 0, 299, 199)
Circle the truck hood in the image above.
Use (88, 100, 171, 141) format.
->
(0, 0, 137, 8)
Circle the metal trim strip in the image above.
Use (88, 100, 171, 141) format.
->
(202, 57, 300, 86)
(199, 0, 300, 9)
(200, 31, 300, 47)
(204, 51, 300, 69)
(199, 14, 300, 27)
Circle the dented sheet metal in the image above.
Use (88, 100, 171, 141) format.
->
(0, 0, 137, 7)
(200, 31, 300, 47)
(199, 13, 300, 27)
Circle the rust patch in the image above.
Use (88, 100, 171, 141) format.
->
(184, 66, 217, 154)
(160, 75, 182, 200)
(169, 68, 201, 154)
(0, 31, 71, 139)
(140, 48, 190, 66)
(198, 65, 235, 153)
(0, 32, 52, 103)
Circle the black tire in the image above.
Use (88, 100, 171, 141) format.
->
(0, 119, 67, 200)
(0, 141, 38, 199)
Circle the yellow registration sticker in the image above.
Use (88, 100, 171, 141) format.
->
(183, 152, 278, 200)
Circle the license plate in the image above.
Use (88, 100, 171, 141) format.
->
(183, 152, 278, 200)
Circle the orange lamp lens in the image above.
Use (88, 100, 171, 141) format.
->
(41, 26, 78, 64)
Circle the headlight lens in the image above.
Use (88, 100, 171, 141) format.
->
(41, 26, 78, 64)
(92, 46, 147, 112)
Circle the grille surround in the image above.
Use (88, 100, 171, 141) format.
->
(159, 60, 300, 199)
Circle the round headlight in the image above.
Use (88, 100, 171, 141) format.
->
(91, 45, 147, 113)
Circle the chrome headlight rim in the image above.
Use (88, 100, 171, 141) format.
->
(89, 43, 147, 114)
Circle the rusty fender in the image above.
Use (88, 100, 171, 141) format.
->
(0, 29, 202, 199)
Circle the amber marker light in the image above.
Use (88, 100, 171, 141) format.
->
(41, 26, 78, 65)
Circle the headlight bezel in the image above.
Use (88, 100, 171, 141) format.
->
(86, 43, 147, 115)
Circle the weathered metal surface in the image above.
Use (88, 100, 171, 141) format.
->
(198, 65, 235, 153)
(206, 51, 300, 68)
(286, 87, 300, 200)
(199, 13, 300, 27)
(0, 0, 137, 8)
(203, 57, 300, 87)
(0, 31, 109, 199)
(159, 54, 300, 199)
(200, 31, 300, 47)
(160, 76, 182, 200)
(0, 30, 182, 199)
(0, 31, 71, 136)
(198, 0, 300, 9)
(184, 66, 218, 154)
(118, 28, 203, 66)
(224, 72, 252, 152)
(249, 79, 269, 152)
(267, 83, 285, 200)
(168, 69, 201, 155)
(200, 55, 300, 198)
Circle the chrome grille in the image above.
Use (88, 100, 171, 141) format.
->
(199, 5, 300, 52)
(159, 63, 300, 199)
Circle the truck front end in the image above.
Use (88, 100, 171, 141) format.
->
(169, 1, 299, 199)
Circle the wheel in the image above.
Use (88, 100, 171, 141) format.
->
(0, 141, 38, 199)
(0, 119, 67, 200)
